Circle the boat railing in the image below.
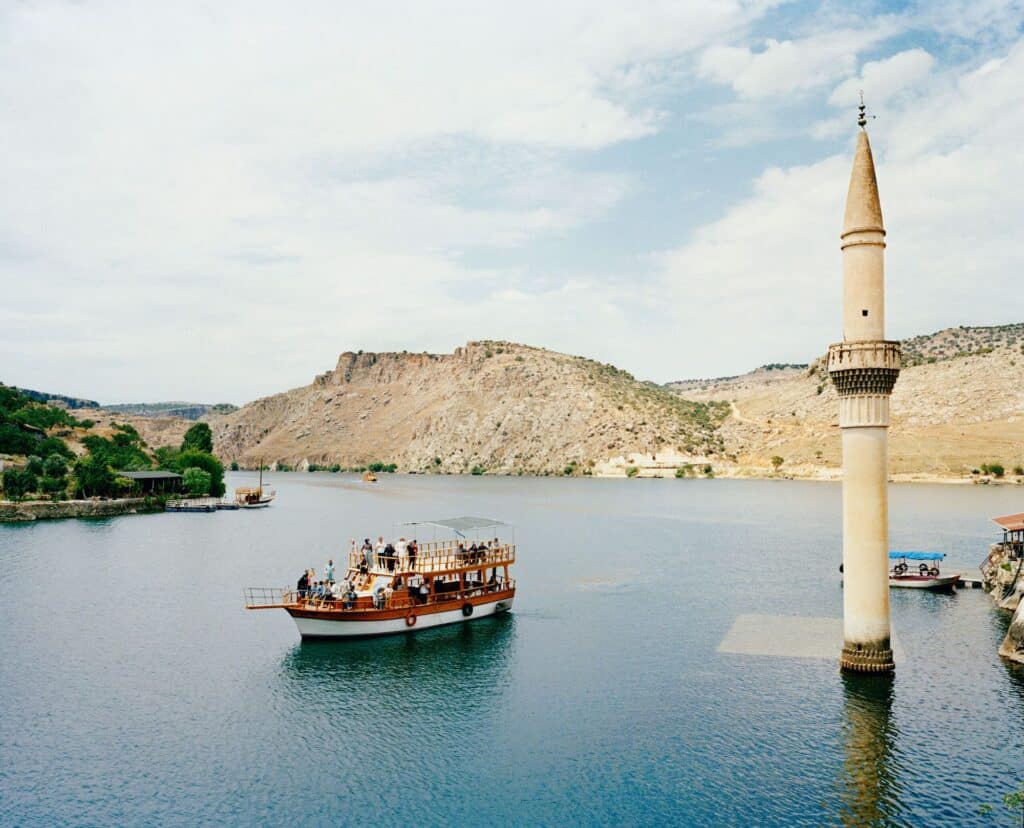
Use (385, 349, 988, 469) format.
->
(347, 542, 515, 575)
(243, 587, 294, 609)
(287, 577, 516, 613)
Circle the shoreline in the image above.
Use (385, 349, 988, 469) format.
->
(0, 497, 164, 523)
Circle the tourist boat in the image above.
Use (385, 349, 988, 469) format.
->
(234, 467, 275, 508)
(888, 551, 960, 590)
(243, 517, 516, 638)
(362, 470, 377, 483)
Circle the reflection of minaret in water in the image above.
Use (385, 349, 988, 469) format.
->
(828, 96, 901, 672)
(837, 674, 902, 826)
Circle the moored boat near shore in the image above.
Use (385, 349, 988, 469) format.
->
(888, 551, 959, 591)
(244, 516, 515, 638)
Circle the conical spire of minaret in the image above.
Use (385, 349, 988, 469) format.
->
(842, 105, 884, 236)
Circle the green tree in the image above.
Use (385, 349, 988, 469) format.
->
(771, 456, 784, 471)
(470, 465, 486, 476)
(182, 467, 212, 495)
(73, 455, 116, 498)
(2, 468, 37, 500)
(988, 463, 1006, 478)
(168, 449, 225, 497)
(181, 422, 213, 453)
(625, 466, 639, 478)
(0, 423, 38, 455)
(40, 475, 67, 497)
(25, 455, 44, 476)
(37, 436, 72, 458)
(43, 453, 68, 478)
(82, 431, 151, 471)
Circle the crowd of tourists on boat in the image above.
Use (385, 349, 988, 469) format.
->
(292, 534, 505, 611)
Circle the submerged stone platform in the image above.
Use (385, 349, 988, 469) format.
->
(719, 614, 903, 662)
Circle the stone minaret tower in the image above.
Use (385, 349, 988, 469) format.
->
(828, 99, 900, 673)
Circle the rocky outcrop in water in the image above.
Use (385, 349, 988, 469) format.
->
(999, 601, 1024, 664)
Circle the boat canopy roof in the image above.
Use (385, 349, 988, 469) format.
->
(404, 516, 506, 536)
(889, 551, 945, 561)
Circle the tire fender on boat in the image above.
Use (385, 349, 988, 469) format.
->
(405, 612, 417, 627)
(461, 602, 474, 617)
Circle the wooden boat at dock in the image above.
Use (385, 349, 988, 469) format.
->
(234, 467, 275, 508)
(888, 551, 959, 590)
(244, 517, 515, 638)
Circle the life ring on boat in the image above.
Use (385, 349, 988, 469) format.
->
(405, 612, 417, 627)
(919, 563, 930, 575)
(461, 602, 474, 617)
(928, 566, 940, 577)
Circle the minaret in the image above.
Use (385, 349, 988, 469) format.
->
(828, 97, 900, 673)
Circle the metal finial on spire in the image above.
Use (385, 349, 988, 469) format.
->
(858, 91, 867, 128)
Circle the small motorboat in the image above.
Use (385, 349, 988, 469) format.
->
(888, 551, 959, 590)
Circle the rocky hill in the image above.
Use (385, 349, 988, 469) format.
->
(675, 324, 1024, 480)
(207, 341, 730, 475)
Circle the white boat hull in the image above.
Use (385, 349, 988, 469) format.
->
(888, 572, 960, 590)
(290, 596, 514, 638)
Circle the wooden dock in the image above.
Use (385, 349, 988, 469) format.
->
(956, 575, 984, 589)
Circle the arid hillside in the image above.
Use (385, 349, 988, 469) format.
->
(674, 324, 1024, 481)
(208, 341, 730, 474)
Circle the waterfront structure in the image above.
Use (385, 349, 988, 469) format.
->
(828, 100, 900, 672)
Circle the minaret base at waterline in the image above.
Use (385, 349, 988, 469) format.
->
(828, 102, 900, 674)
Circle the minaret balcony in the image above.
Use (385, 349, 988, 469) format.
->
(827, 340, 901, 396)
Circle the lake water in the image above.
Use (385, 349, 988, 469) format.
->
(1, 473, 1022, 826)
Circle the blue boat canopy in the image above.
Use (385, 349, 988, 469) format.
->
(889, 551, 945, 561)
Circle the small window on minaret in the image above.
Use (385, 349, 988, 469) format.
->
(862, 309, 869, 317)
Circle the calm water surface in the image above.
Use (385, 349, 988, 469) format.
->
(1, 474, 1022, 826)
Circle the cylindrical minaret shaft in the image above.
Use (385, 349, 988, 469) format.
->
(828, 108, 900, 673)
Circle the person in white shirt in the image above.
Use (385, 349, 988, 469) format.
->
(396, 537, 408, 570)
(374, 536, 385, 567)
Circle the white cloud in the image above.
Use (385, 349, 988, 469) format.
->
(658, 38, 1024, 376)
(0, 0, 774, 401)
(828, 48, 935, 107)
(697, 25, 897, 99)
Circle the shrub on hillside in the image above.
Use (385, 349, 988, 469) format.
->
(181, 422, 213, 454)
(42, 453, 68, 478)
(625, 466, 639, 478)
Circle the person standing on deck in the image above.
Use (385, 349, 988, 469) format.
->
(375, 536, 385, 568)
(396, 537, 408, 570)
(362, 538, 374, 567)
(325, 559, 334, 584)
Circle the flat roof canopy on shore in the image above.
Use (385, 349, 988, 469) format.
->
(116, 470, 183, 480)
(993, 513, 1024, 532)
(404, 517, 506, 536)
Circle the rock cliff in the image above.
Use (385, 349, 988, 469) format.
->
(211, 341, 730, 474)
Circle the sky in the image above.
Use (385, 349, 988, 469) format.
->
(2, 0, 1022, 404)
